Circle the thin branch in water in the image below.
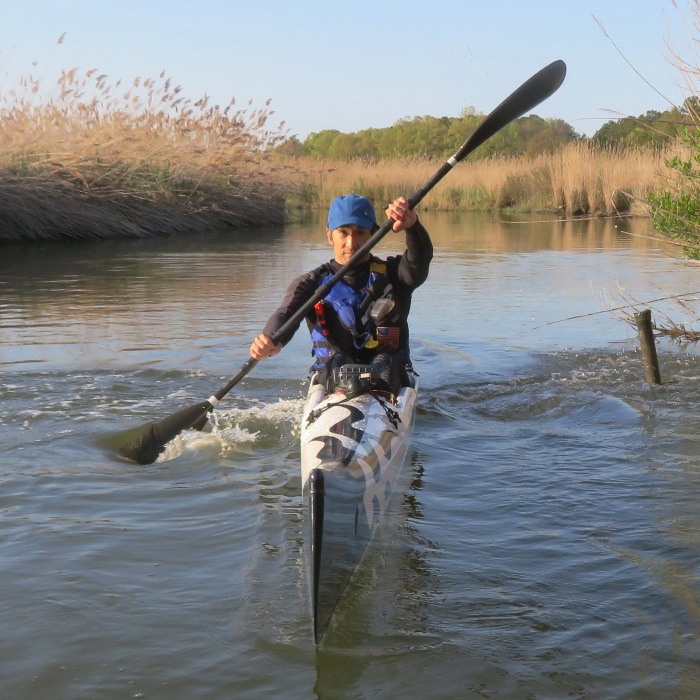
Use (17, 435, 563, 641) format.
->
(528, 290, 700, 331)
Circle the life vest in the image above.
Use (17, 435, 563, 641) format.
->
(310, 261, 401, 369)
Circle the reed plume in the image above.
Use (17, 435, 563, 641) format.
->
(0, 64, 290, 241)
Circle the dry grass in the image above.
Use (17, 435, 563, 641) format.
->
(0, 53, 685, 242)
(288, 141, 675, 217)
(0, 64, 291, 241)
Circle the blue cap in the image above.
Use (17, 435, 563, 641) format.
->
(327, 194, 377, 232)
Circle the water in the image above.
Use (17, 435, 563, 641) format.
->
(1, 213, 699, 698)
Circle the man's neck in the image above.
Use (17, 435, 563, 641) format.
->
(330, 257, 371, 287)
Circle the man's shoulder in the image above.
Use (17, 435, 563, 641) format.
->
(370, 254, 400, 266)
(291, 262, 333, 286)
(374, 254, 402, 275)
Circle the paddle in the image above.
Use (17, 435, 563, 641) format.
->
(117, 59, 566, 464)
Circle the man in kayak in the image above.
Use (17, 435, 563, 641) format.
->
(249, 194, 432, 394)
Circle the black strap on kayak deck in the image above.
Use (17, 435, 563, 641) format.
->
(306, 387, 401, 428)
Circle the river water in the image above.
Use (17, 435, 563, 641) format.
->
(1, 212, 699, 699)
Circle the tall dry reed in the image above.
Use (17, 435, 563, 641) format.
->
(287, 141, 673, 218)
(0, 64, 290, 241)
(0, 54, 680, 242)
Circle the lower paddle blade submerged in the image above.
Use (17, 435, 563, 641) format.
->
(118, 401, 212, 464)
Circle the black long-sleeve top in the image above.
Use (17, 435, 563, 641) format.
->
(262, 218, 433, 358)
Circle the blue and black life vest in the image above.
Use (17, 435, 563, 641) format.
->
(310, 261, 402, 369)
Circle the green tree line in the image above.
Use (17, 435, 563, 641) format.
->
(592, 98, 700, 150)
(277, 101, 699, 161)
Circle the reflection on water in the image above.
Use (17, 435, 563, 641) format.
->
(1, 212, 699, 698)
(2, 213, 694, 371)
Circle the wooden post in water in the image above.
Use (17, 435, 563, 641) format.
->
(634, 309, 661, 384)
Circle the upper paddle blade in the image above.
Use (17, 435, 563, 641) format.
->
(455, 59, 567, 163)
(118, 401, 212, 464)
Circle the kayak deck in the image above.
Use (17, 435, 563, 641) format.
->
(300, 369, 417, 643)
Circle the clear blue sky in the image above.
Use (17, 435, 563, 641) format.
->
(0, 0, 693, 139)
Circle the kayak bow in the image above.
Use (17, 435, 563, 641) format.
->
(300, 366, 418, 642)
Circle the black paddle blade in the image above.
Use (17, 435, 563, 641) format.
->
(455, 59, 566, 163)
(118, 401, 212, 464)
(409, 60, 567, 210)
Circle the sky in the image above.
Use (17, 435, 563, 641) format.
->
(0, 0, 695, 140)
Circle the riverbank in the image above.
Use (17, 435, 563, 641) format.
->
(0, 67, 291, 242)
(0, 141, 673, 242)
(0, 64, 684, 242)
(0, 161, 288, 242)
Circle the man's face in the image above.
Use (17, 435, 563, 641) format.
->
(326, 225, 372, 265)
